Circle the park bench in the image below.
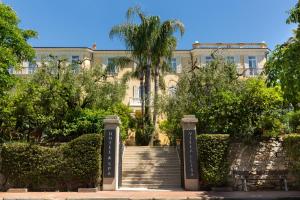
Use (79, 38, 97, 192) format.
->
(233, 170, 288, 192)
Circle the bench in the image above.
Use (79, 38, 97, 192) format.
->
(233, 170, 288, 191)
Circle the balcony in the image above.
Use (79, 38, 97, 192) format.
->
(246, 68, 264, 77)
(129, 98, 142, 107)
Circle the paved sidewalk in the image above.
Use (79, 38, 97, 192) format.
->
(0, 191, 300, 200)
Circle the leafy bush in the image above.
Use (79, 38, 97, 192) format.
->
(283, 134, 300, 186)
(1, 134, 102, 191)
(286, 111, 300, 133)
(162, 57, 284, 140)
(134, 114, 153, 145)
(197, 134, 230, 187)
(258, 115, 284, 138)
(0, 56, 129, 143)
(159, 120, 181, 145)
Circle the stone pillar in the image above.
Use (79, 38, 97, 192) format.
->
(181, 115, 199, 191)
(103, 115, 121, 191)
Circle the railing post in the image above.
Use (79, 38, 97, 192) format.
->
(181, 115, 199, 191)
(103, 115, 121, 191)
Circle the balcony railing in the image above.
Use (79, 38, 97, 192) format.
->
(129, 98, 142, 107)
(245, 68, 264, 77)
(236, 68, 263, 77)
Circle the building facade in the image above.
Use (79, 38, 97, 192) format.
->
(12, 42, 269, 112)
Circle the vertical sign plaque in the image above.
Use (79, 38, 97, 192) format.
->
(103, 115, 121, 191)
(183, 129, 198, 179)
(103, 129, 116, 178)
(181, 115, 199, 191)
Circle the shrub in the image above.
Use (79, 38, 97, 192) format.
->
(258, 115, 284, 138)
(286, 111, 300, 133)
(283, 134, 300, 186)
(197, 134, 230, 187)
(163, 58, 284, 141)
(61, 134, 102, 189)
(1, 134, 102, 191)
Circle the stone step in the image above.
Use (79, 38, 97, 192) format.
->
(123, 160, 179, 164)
(122, 163, 180, 167)
(121, 146, 181, 189)
(122, 178, 180, 182)
(124, 153, 178, 156)
(122, 169, 180, 172)
(122, 168, 181, 172)
(122, 174, 181, 178)
(122, 180, 181, 185)
(122, 171, 180, 176)
(124, 152, 177, 154)
(124, 151, 178, 154)
(125, 146, 176, 149)
(120, 184, 181, 189)
(124, 149, 177, 152)
(124, 149, 177, 153)
(123, 156, 178, 160)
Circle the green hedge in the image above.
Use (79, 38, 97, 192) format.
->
(1, 134, 102, 191)
(283, 134, 300, 186)
(197, 134, 230, 187)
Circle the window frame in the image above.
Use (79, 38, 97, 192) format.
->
(248, 56, 257, 68)
(169, 58, 177, 73)
(205, 56, 213, 64)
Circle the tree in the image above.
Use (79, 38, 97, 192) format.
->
(0, 56, 130, 142)
(0, 3, 37, 96)
(151, 19, 184, 145)
(265, 1, 300, 110)
(161, 56, 284, 143)
(110, 7, 160, 141)
(110, 6, 185, 145)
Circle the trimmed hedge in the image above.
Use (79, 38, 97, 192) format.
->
(283, 134, 300, 187)
(1, 134, 102, 191)
(197, 134, 230, 187)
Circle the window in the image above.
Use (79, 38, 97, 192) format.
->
(71, 56, 80, 73)
(133, 85, 143, 99)
(226, 56, 235, 64)
(28, 58, 37, 74)
(71, 56, 80, 64)
(248, 56, 257, 76)
(107, 58, 117, 75)
(169, 58, 177, 72)
(248, 56, 257, 68)
(205, 56, 213, 64)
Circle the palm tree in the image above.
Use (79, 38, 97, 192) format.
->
(110, 6, 184, 145)
(150, 20, 184, 145)
(109, 6, 161, 138)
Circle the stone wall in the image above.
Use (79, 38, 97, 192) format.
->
(228, 138, 297, 190)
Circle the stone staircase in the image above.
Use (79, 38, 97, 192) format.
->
(121, 146, 182, 190)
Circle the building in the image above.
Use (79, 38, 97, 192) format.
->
(11, 42, 269, 112)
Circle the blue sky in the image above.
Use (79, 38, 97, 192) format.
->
(3, 0, 298, 50)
